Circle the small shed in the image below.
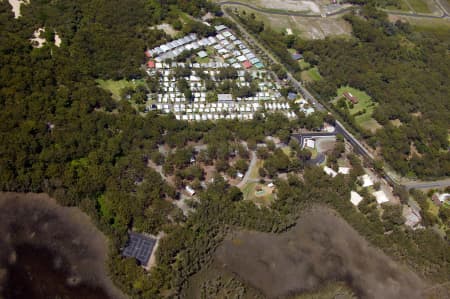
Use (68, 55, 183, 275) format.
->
(343, 92, 359, 104)
(185, 185, 196, 196)
(242, 60, 252, 69)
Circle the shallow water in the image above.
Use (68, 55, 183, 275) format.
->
(3, 245, 111, 299)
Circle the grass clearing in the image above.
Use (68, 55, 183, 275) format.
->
(336, 86, 382, 132)
(301, 67, 322, 82)
(227, 5, 351, 39)
(426, 198, 440, 217)
(386, 0, 411, 11)
(281, 146, 292, 158)
(97, 79, 146, 101)
(242, 182, 274, 206)
(249, 159, 263, 180)
(299, 59, 311, 70)
(407, 0, 431, 13)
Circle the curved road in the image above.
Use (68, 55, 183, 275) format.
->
(218, 0, 449, 19)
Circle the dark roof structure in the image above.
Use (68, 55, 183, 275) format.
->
(122, 232, 156, 265)
(292, 53, 303, 60)
(343, 92, 359, 104)
(288, 92, 297, 100)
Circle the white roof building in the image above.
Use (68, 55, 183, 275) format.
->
(372, 190, 389, 204)
(350, 191, 363, 206)
(185, 185, 196, 196)
(215, 25, 227, 31)
(360, 174, 374, 187)
(306, 139, 315, 149)
(324, 166, 337, 178)
(218, 94, 233, 102)
(338, 167, 350, 175)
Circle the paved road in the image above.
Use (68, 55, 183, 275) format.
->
(221, 6, 450, 190)
(219, 0, 449, 20)
(403, 179, 450, 191)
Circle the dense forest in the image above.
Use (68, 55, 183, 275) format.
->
(1, 0, 449, 298)
(301, 8, 450, 178)
(233, 7, 450, 179)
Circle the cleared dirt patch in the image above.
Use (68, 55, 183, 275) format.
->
(215, 206, 426, 299)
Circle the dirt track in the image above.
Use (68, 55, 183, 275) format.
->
(215, 206, 426, 299)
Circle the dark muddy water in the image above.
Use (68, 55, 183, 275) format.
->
(0, 192, 127, 299)
(3, 245, 111, 299)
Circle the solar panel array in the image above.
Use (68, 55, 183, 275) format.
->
(122, 232, 156, 265)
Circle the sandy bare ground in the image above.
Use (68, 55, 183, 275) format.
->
(256, 0, 320, 13)
(144, 232, 164, 271)
(7, 0, 28, 18)
(0, 192, 127, 299)
(316, 136, 336, 153)
(215, 206, 426, 299)
(155, 23, 178, 37)
(54, 32, 62, 47)
(289, 15, 352, 39)
(30, 27, 46, 48)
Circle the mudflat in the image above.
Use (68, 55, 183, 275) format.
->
(215, 206, 425, 299)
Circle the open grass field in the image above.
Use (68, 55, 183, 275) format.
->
(281, 145, 292, 157)
(228, 5, 352, 39)
(298, 59, 311, 70)
(249, 159, 263, 180)
(301, 66, 322, 82)
(336, 86, 382, 132)
(97, 79, 146, 101)
(216, 0, 321, 13)
(242, 182, 274, 206)
(386, 0, 412, 11)
(407, 0, 431, 13)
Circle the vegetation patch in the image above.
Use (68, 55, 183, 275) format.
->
(242, 182, 274, 205)
(301, 66, 322, 82)
(335, 86, 381, 132)
(295, 282, 356, 299)
(215, 206, 425, 299)
(386, 0, 411, 11)
(97, 79, 146, 101)
(407, 0, 431, 13)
